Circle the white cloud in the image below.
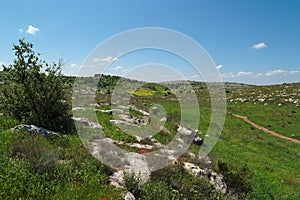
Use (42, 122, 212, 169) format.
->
(94, 56, 118, 63)
(70, 63, 78, 68)
(222, 71, 257, 78)
(216, 65, 223, 70)
(221, 68, 299, 80)
(251, 42, 267, 50)
(188, 74, 200, 79)
(265, 69, 287, 76)
(113, 66, 123, 71)
(18, 29, 24, 33)
(221, 72, 236, 78)
(237, 71, 254, 76)
(289, 70, 299, 75)
(26, 25, 40, 35)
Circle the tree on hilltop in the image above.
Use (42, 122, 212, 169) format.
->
(0, 39, 73, 133)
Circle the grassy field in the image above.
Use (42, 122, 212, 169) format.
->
(0, 118, 123, 199)
(0, 79, 299, 199)
(228, 103, 300, 139)
(210, 113, 300, 199)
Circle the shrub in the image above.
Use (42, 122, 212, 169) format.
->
(10, 132, 57, 173)
(0, 39, 73, 133)
(141, 181, 179, 200)
(217, 160, 254, 198)
(1, 130, 115, 199)
(0, 116, 18, 131)
(150, 164, 222, 199)
(123, 171, 142, 198)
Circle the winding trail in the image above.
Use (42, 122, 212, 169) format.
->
(232, 114, 300, 144)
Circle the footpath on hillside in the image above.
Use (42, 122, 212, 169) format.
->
(232, 114, 300, 144)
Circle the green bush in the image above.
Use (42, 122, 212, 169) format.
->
(0, 130, 118, 199)
(217, 160, 253, 198)
(0, 39, 73, 133)
(123, 171, 142, 198)
(10, 132, 57, 173)
(0, 116, 18, 131)
(122, 164, 223, 199)
(141, 181, 179, 200)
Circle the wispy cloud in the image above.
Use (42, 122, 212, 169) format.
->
(188, 74, 200, 79)
(93, 56, 118, 63)
(265, 69, 287, 76)
(70, 63, 78, 68)
(237, 71, 254, 76)
(221, 72, 236, 78)
(251, 42, 267, 50)
(113, 66, 123, 71)
(289, 70, 299, 75)
(26, 25, 39, 35)
(216, 64, 223, 70)
(222, 69, 298, 78)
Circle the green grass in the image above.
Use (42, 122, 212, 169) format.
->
(0, 128, 124, 199)
(210, 114, 300, 199)
(1, 78, 300, 199)
(95, 111, 136, 143)
(123, 163, 225, 200)
(129, 108, 144, 118)
(228, 103, 300, 139)
(0, 115, 19, 131)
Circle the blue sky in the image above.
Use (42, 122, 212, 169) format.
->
(1, 0, 300, 85)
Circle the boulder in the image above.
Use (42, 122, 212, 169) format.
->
(183, 162, 205, 176)
(177, 126, 193, 136)
(100, 109, 113, 115)
(72, 117, 103, 129)
(193, 136, 203, 145)
(124, 192, 136, 200)
(11, 124, 62, 136)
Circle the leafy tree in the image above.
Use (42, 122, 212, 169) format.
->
(0, 39, 73, 133)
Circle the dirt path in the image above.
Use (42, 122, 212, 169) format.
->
(232, 114, 300, 144)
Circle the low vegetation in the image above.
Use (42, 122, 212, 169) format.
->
(0, 39, 299, 199)
(0, 39, 73, 133)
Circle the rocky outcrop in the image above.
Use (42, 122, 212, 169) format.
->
(183, 161, 227, 194)
(72, 117, 103, 129)
(124, 192, 136, 200)
(11, 124, 62, 136)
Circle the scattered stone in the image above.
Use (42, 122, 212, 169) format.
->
(110, 120, 138, 126)
(193, 136, 203, 146)
(110, 170, 124, 188)
(188, 152, 196, 160)
(72, 107, 86, 111)
(209, 172, 227, 194)
(177, 126, 193, 136)
(128, 143, 153, 150)
(183, 162, 227, 194)
(124, 192, 136, 200)
(117, 114, 148, 126)
(183, 162, 205, 176)
(73, 117, 103, 129)
(11, 124, 62, 136)
(100, 109, 114, 115)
